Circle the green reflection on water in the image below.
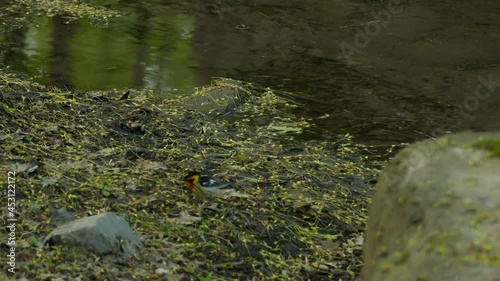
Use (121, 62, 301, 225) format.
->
(5, 3, 199, 93)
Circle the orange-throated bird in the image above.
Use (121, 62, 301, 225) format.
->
(183, 171, 232, 197)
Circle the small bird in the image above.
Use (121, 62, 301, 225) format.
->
(183, 171, 232, 197)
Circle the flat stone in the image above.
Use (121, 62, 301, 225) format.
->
(44, 212, 142, 258)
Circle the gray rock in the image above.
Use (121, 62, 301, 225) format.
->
(44, 212, 142, 258)
(50, 207, 76, 225)
(362, 131, 500, 281)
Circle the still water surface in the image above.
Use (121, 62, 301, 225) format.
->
(2, 0, 499, 149)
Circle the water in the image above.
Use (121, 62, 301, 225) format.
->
(2, 2, 200, 92)
(1, 0, 499, 150)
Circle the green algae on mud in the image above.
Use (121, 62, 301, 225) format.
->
(1, 69, 377, 280)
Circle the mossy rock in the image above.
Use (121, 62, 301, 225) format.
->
(362, 131, 500, 281)
(183, 78, 254, 115)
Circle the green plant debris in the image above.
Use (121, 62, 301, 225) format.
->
(1, 0, 120, 32)
(469, 139, 500, 158)
(268, 124, 303, 134)
(0, 69, 378, 280)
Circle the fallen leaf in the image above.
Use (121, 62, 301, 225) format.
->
(10, 162, 38, 174)
(168, 211, 202, 225)
(141, 161, 168, 171)
(41, 177, 58, 187)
